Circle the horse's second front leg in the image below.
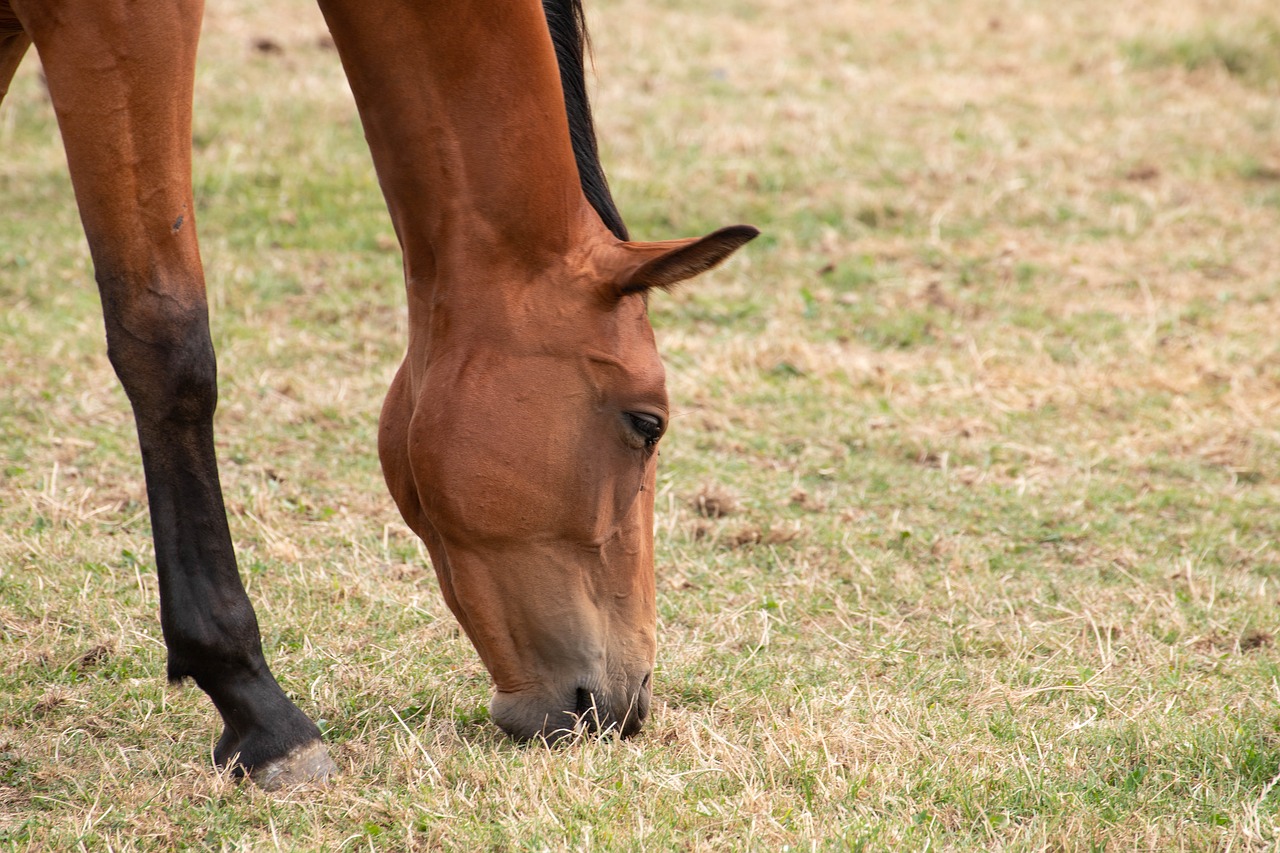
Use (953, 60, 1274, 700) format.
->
(0, 16, 30, 104)
(13, 0, 334, 788)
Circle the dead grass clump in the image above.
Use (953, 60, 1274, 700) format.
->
(74, 642, 114, 670)
(691, 484, 739, 518)
(788, 489, 826, 513)
(1193, 629, 1274, 655)
(727, 523, 802, 549)
(31, 689, 68, 716)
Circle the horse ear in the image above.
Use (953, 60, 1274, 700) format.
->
(613, 225, 759, 297)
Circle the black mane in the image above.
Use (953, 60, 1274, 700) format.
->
(542, 0, 630, 241)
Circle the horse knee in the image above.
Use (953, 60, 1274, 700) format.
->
(100, 274, 217, 427)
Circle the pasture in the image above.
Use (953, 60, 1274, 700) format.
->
(2, 0, 1280, 847)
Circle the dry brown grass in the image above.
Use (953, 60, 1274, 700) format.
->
(3, 0, 1280, 848)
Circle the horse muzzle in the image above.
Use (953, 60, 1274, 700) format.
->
(489, 669, 653, 743)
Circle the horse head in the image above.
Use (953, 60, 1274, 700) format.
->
(379, 224, 757, 741)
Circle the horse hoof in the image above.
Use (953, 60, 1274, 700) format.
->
(248, 740, 337, 791)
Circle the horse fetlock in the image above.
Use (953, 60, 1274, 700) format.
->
(161, 597, 265, 680)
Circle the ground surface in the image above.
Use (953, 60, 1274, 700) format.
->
(2, 0, 1280, 848)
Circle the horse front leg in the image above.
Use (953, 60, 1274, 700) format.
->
(0, 5, 31, 103)
(12, 0, 334, 788)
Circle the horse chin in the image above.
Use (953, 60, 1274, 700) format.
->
(489, 674, 653, 744)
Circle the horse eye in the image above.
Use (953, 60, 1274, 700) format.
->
(627, 412, 664, 447)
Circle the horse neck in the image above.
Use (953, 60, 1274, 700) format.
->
(317, 0, 596, 286)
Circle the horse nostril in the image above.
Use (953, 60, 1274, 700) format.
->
(640, 672, 651, 689)
(574, 686, 592, 716)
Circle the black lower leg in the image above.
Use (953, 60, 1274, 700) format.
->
(106, 294, 323, 774)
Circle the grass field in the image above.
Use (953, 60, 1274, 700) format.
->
(3, 0, 1280, 848)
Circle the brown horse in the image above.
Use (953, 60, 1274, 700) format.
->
(0, 0, 755, 788)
